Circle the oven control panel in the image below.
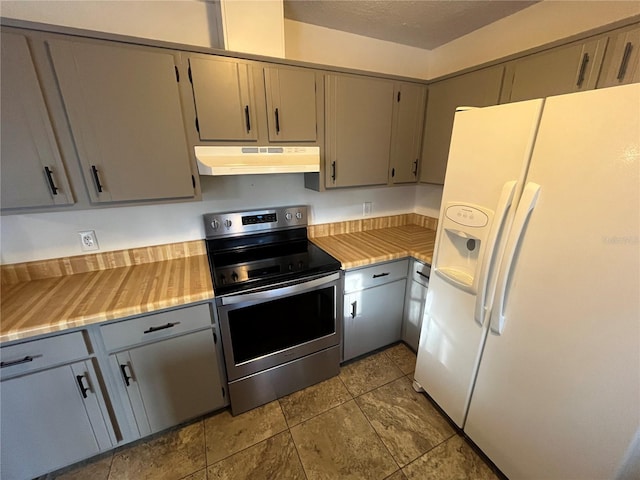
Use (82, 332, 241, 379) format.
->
(204, 206, 307, 238)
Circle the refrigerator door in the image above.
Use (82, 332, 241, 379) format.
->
(465, 83, 640, 479)
(414, 99, 544, 427)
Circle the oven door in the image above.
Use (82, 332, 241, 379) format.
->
(216, 272, 343, 381)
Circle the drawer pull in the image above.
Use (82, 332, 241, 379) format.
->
(416, 270, 430, 280)
(576, 52, 589, 87)
(1, 355, 38, 368)
(76, 374, 90, 398)
(617, 41, 633, 81)
(372, 272, 390, 279)
(143, 322, 180, 334)
(120, 363, 132, 387)
(44, 166, 59, 195)
(351, 301, 358, 318)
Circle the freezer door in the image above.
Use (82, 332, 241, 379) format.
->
(415, 99, 544, 427)
(465, 84, 640, 479)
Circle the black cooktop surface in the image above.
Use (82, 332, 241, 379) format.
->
(206, 230, 341, 295)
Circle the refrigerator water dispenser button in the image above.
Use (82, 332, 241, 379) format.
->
(445, 205, 488, 227)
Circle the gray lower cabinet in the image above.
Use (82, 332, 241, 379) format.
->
(102, 304, 226, 437)
(419, 66, 504, 185)
(47, 37, 195, 203)
(598, 24, 640, 88)
(389, 82, 427, 184)
(343, 260, 408, 361)
(0, 32, 74, 210)
(0, 333, 113, 480)
(325, 73, 394, 188)
(402, 260, 431, 351)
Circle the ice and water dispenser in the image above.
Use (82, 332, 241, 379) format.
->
(433, 203, 492, 294)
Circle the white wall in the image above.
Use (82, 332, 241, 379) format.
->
(0, 0, 223, 48)
(284, 19, 431, 79)
(220, 0, 284, 57)
(0, 175, 422, 264)
(428, 0, 640, 79)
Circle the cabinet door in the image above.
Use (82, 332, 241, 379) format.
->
(344, 279, 406, 361)
(189, 56, 258, 142)
(420, 66, 503, 185)
(264, 66, 317, 142)
(390, 82, 427, 184)
(402, 279, 428, 351)
(114, 329, 224, 435)
(1, 32, 73, 209)
(0, 361, 111, 480)
(598, 25, 640, 88)
(48, 39, 194, 203)
(325, 74, 394, 188)
(501, 37, 608, 103)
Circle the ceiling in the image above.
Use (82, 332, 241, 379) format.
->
(283, 0, 539, 50)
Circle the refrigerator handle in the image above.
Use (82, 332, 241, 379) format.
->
(474, 180, 517, 326)
(491, 182, 541, 335)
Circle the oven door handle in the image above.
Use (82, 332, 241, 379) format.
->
(220, 272, 341, 305)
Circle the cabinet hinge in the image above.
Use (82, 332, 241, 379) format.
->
(188, 65, 193, 84)
(195, 117, 200, 133)
(192, 175, 196, 189)
(222, 387, 226, 397)
(397, 91, 401, 102)
(175, 66, 180, 82)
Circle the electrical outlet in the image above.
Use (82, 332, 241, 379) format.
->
(78, 230, 99, 252)
(363, 202, 372, 216)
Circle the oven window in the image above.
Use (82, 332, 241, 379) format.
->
(228, 286, 335, 364)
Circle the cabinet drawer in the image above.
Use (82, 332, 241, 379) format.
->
(101, 304, 213, 351)
(344, 259, 409, 293)
(411, 260, 431, 288)
(1, 331, 89, 377)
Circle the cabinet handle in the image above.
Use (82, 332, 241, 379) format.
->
(617, 41, 633, 81)
(44, 166, 59, 195)
(331, 161, 336, 182)
(275, 108, 280, 134)
(412, 159, 418, 177)
(244, 105, 251, 132)
(373, 272, 390, 279)
(120, 363, 132, 387)
(0, 355, 35, 368)
(416, 270, 430, 280)
(91, 165, 103, 193)
(76, 374, 90, 398)
(576, 52, 589, 87)
(143, 322, 180, 334)
(351, 300, 357, 318)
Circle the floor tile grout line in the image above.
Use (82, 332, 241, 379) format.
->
(278, 400, 310, 480)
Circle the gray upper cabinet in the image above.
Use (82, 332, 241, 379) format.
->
(389, 82, 427, 184)
(1, 32, 74, 209)
(47, 39, 195, 203)
(325, 74, 394, 188)
(188, 56, 258, 142)
(598, 24, 640, 88)
(420, 66, 504, 185)
(500, 37, 608, 103)
(264, 66, 317, 142)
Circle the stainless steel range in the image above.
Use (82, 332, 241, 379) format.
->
(204, 206, 343, 415)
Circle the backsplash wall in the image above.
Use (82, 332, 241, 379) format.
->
(0, 174, 443, 264)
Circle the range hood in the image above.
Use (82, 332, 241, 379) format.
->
(195, 146, 320, 176)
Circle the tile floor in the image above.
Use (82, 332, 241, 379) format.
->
(47, 343, 499, 480)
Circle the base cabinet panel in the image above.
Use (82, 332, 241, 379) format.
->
(0, 360, 111, 480)
(344, 279, 406, 361)
(113, 328, 225, 436)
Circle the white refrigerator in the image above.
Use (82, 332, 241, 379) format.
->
(414, 83, 640, 479)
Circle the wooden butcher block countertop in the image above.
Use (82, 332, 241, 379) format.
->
(311, 224, 437, 270)
(0, 242, 214, 343)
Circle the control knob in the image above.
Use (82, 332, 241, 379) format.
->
(285, 212, 293, 221)
(231, 272, 238, 282)
(296, 211, 303, 220)
(224, 219, 233, 229)
(210, 219, 220, 230)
